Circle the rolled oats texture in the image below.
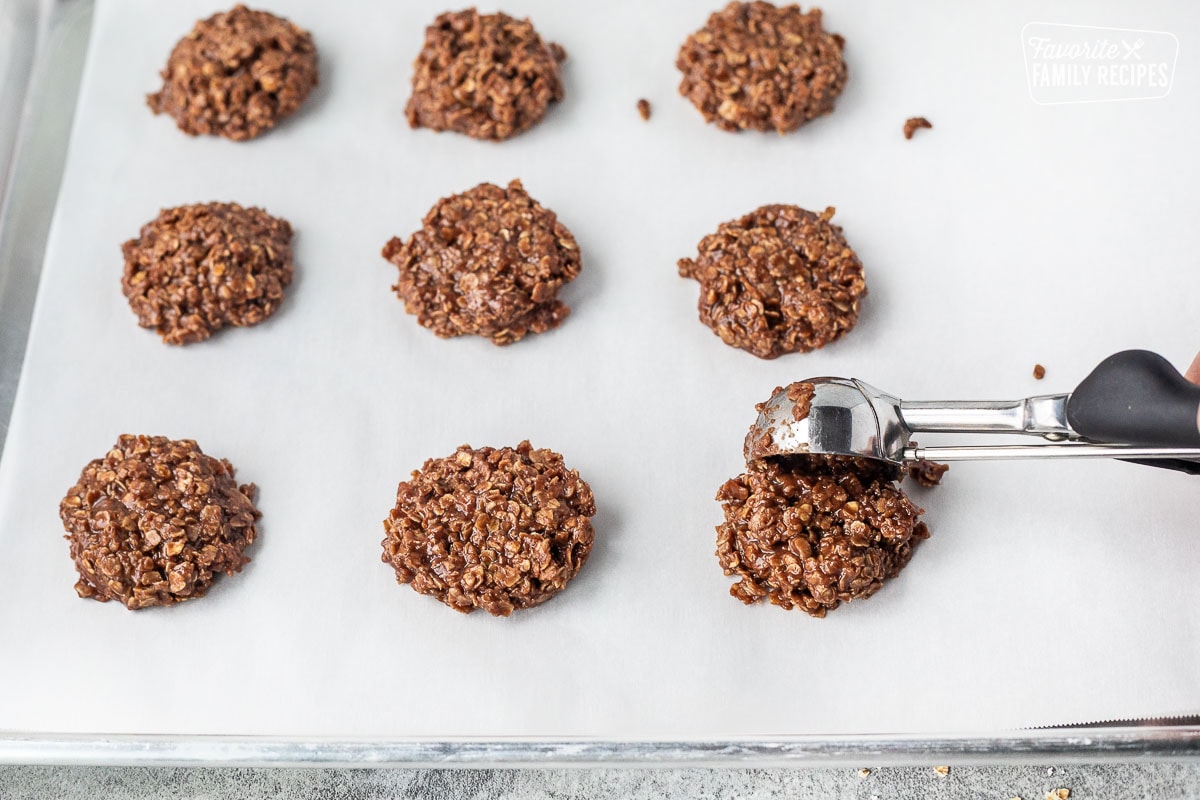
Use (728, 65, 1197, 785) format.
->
(715, 454, 930, 617)
(382, 179, 581, 345)
(406, 8, 566, 141)
(121, 202, 294, 345)
(381, 442, 596, 616)
(677, 1, 847, 133)
(58, 435, 260, 610)
(147, 4, 318, 141)
(678, 204, 866, 359)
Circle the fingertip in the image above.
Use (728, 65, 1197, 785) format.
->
(1185, 350, 1200, 384)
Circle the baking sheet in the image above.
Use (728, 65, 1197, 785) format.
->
(1, 0, 1198, 739)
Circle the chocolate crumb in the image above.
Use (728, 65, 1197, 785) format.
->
(405, 9, 566, 141)
(747, 431, 775, 462)
(678, 205, 866, 359)
(381, 442, 596, 616)
(382, 180, 581, 345)
(1033, 363, 1046, 380)
(906, 459, 949, 487)
(121, 202, 294, 345)
(903, 116, 933, 139)
(677, 1, 848, 133)
(59, 435, 260, 609)
(755, 389, 783, 415)
(148, 5, 318, 141)
(637, 98, 652, 120)
(785, 381, 817, 421)
(858, 768, 871, 777)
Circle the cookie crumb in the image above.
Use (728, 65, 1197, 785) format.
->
(858, 768, 871, 777)
(637, 98, 652, 120)
(1033, 363, 1046, 380)
(906, 458, 949, 487)
(903, 116, 933, 139)
(1046, 790, 1070, 800)
(785, 381, 816, 422)
(933, 765, 950, 776)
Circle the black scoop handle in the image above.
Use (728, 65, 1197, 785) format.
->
(1066, 350, 1200, 447)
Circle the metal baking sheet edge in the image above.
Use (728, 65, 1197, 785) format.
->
(1, 0, 1197, 767)
(1, 729, 1200, 767)
(0, 0, 91, 457)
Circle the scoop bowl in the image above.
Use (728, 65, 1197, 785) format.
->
(744, 378, 909, 466)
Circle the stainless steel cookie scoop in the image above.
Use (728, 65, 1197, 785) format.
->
(746, 350, 1200, 474)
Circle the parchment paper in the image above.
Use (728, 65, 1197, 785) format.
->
(1, 0, 1198, 738)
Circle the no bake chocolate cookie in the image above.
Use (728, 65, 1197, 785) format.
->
(381, 442, 596, 616)
(148, 5, 318, 141)
(59, 435, 260, 610)
(678, 205, 866, 359)
(406, 8, 566, 141)
(121, 202, 294, 345)
(382, 180, 581, 345)
(677, 1, 847, 133)
(716, 454, 929, 617)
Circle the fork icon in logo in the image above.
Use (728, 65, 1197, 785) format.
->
(1123, 38, 1145, 60)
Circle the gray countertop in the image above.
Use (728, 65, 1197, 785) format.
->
(4, 764, 1200, 799)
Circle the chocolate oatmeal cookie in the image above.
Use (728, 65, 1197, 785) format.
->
(678, 205, 866, 359)
(406, 9, 566, 141)
(148, 5, 318, 141)
(381, 442, 596, 616)
(715, 454, 929, 617)
(382, 180, 581, 345)
(677, 1, 847, 133)
(121, 202, 294, 345)
(59, 435, 260, 610)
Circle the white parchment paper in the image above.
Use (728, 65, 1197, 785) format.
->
(1, 0, 1199, 738)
